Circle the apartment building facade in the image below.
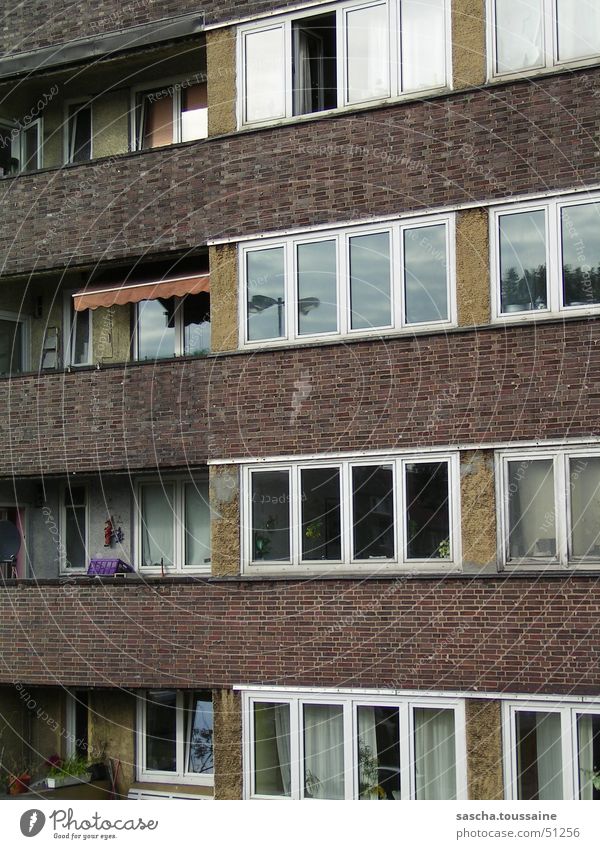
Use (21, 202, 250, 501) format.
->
(0, 0, 599, 801)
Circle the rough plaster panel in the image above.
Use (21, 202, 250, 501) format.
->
(457, 208, 491, 327)
(93, 91, 131, 159)
(92, 305, 131, 364)
(0, 685, 28, 778)
(452, 0, 487, 89)
(207, 27, 236, 137)
(89, 690, 135, 795)
(460, 450, 497, 570)
(210, 465, 240, 577)
(214, 689, 242, 800)
(466, 699, 504, 800)
(42, 103, 63, 170)
(209, 244, 238, 353)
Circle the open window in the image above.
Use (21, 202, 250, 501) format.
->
(0, 310, 28, 375)
(292, 13, 337, 115)
(60, 484, 88, 573)
(63, 291, 92, 367)
(134, 80, 208, 150)
(19, 119, 42, 172)
(65, 102, 92, 163)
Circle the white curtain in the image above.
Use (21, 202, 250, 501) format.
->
(495, 0, 544, 74)
(303, 704, 345, 799)
(414, 708, 456, 799)
(357, 707, 379, 799)
(536, 713, 563, 800)
(274, 704, 292, 795)
(508, 459, 556, 559)
(141, 485, 174, 567)
(577, 715, 594, 801)
(570, 458, 600, 558)
(401, 0, 446, 91)
(294, 30, 313, 115)
(346, 4, 389, 104)
(556, 0, 600, 63)
(184, 481, 211, 566)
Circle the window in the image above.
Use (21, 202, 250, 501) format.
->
(498, 448, 600, 568)
(490, 0, 600, 78)
(63, 292, 92, 366)
(133, 79, 208, 150)
(137, 478, 211, 573)
(492, 194, 600, 319)
(19, 119, 42, 172)
(137, 690, 213, 786)
(65, 101, 92, 164)
(0, 310, 28, 375)
(239, 0, 450, 126)
(135, 293, 210, 360)
(504, 701, 600, 800)
(243, 453, 459, 572)
(60, 485, 87, 573)
(243, 689, 466, 799)
(0, 122, 16, 176)
(242, 214, 455, 345)
(66, 690, 89, 759)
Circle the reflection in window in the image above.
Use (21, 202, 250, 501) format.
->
(499, 210, 547, 313)
(181, 84, 208, 142)
(254, 702, 291, 796)
(569, 457, 600, 559)
(187, 692, 213, 774)
(577, 713, 600, 800)
(561, 203, 600, 307)
(358, 706, 400, 800)
(507, 459, 556, 560)
(183, 292, 210, 355)
(406, 462, 450, 559)
(137, 91, 174, 149)
(495, 0, 544, 74)
(251, 470, 291, 561)
(301, 467, 341, 561)
(303, 704, 344, 799)
(137, 298, 178, 360)
(297, 240, 338, 335)
(352, 465, 395, 559)
(146, 690, 177, 772)
(516, 711, 563, 800)
(184, 481, 211, 567)
(349, 232, 391, 330)
(247, 247, 286, 341)
(414, 708, 457, 799)
(404, 223, 448, 324)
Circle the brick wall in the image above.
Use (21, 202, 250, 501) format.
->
(1, 319, 599, 477)
(1, 575, 599, 693)
(1, 67, 599, 277)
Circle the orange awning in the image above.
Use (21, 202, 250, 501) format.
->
(73, 273, 210, 312)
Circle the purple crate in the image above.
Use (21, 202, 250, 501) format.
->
(87, 558, 134, 576)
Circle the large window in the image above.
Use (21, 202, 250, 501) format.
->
(243, 689, 465, 799)
(60, 485, 88, 573)
(242, 214, 455, 345)
(133, 79, 208, 150)
(490, 0, 600, 78)
(492, 194, 600, 319)
(504, 701, 600, 800)
(65, 101, 92, 164)
(63, 292, 92, 367)
(239, 0, 450, 126)
(135, 293, 210, 360)
(0, 310, 28, 375)
(137, 690, 213, 786)
(243, 453, 459, 572)
(137, 478, 211, 573)
(498, 448, 600, 568)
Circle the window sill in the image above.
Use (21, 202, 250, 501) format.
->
(241, 320, 457, 350)
(487, 55, 600, 87)
(492, 306, 600, 324)
(243, 563, 461, 577)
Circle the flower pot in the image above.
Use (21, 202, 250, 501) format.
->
(9, 773, 31, 795)
(46, 772, 91, 789)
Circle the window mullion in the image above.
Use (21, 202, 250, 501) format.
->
(393, 223, 403, 329)
(396, 458, 404, 564)
(292, 698, 301, 799)
(561, 708, 575, 800)
(336, 7, 346, 107)
(292, 465, 300, 566)
(556, 453, 569, 566)
(344, 700, 354, 799)
(548, 200, 561, 313)
(285, 21, 293, 118)
(547, 0, 556, 67)
(400, 702, 412, 799)
(177, 692, 185, 778)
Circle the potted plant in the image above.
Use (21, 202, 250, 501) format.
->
(46, 755, 91, 789)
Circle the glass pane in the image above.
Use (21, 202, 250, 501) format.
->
(297, 240, 338, 335)
(570, 457, 600, 558)
(247, 248, 286, 341)
(183, 292, 210, 355)
(65, 505, 86, 570)
(141, 484, 174, 568)
(516, 711, 563, 800)
(69, 105, 91, 163)
(556, 0, 600, 62)
(0, 126, 13, 175)
(346, 4, 389, 104)
(401, 0, 446, 90)
(245, 27, 286, 122)
(181, 84, 208, 141)
(71, 308, 90, 365)
(293, 14, 337, 115)
(507, 459, 556, 560)
(352, 465, 395, 559)
(137, 298, 177, 360)
(187, 691, 213, 774)
(251, 471, 291, 561)
(185, 481, 211, 566)
(73, 691, 89, 759)
(254, 702, 291, 797)
(495, 0, 544, 74)
(303, 704, 344, 799)
(140, 93, 174, 148)
(301, 467, 341, 561)
(0, 319, 23, 374)
(146, 690, 177, 772)
(577, 713, 600, 800)
(21, 124, 39, 172)
(406, 462, 450, 560)
(357, 706, 400, 800)
(499, 210, 547, 313)
(404, 223, 448, 323)
(349, 232, 391, 329)
(561, 203, 600, 307)
(414, 708, 456, 799)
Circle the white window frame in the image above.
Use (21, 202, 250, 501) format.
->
(241, 452, 460, 574)
(135, 476, 211, 574)
(503, 700, 600, 800)
(59, 483, 88, 575)
(240, 213, 456, 347)
(136, 690, 214, 787)
(237, 0, 452, 129)
(491, 192, 600, 322)
(242, 688, 467, 800)
(65, 689, 89, 759)
(133, 294, 210, 360)
(18, 117, 42, 172)
(487, 0, 600, 82)
(496, 446, 600, 570)
(63, 290, 92, 367)
(63, 98, 93, 165)
(0, 309, 29, 374)
(130, 76, 208, 151)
